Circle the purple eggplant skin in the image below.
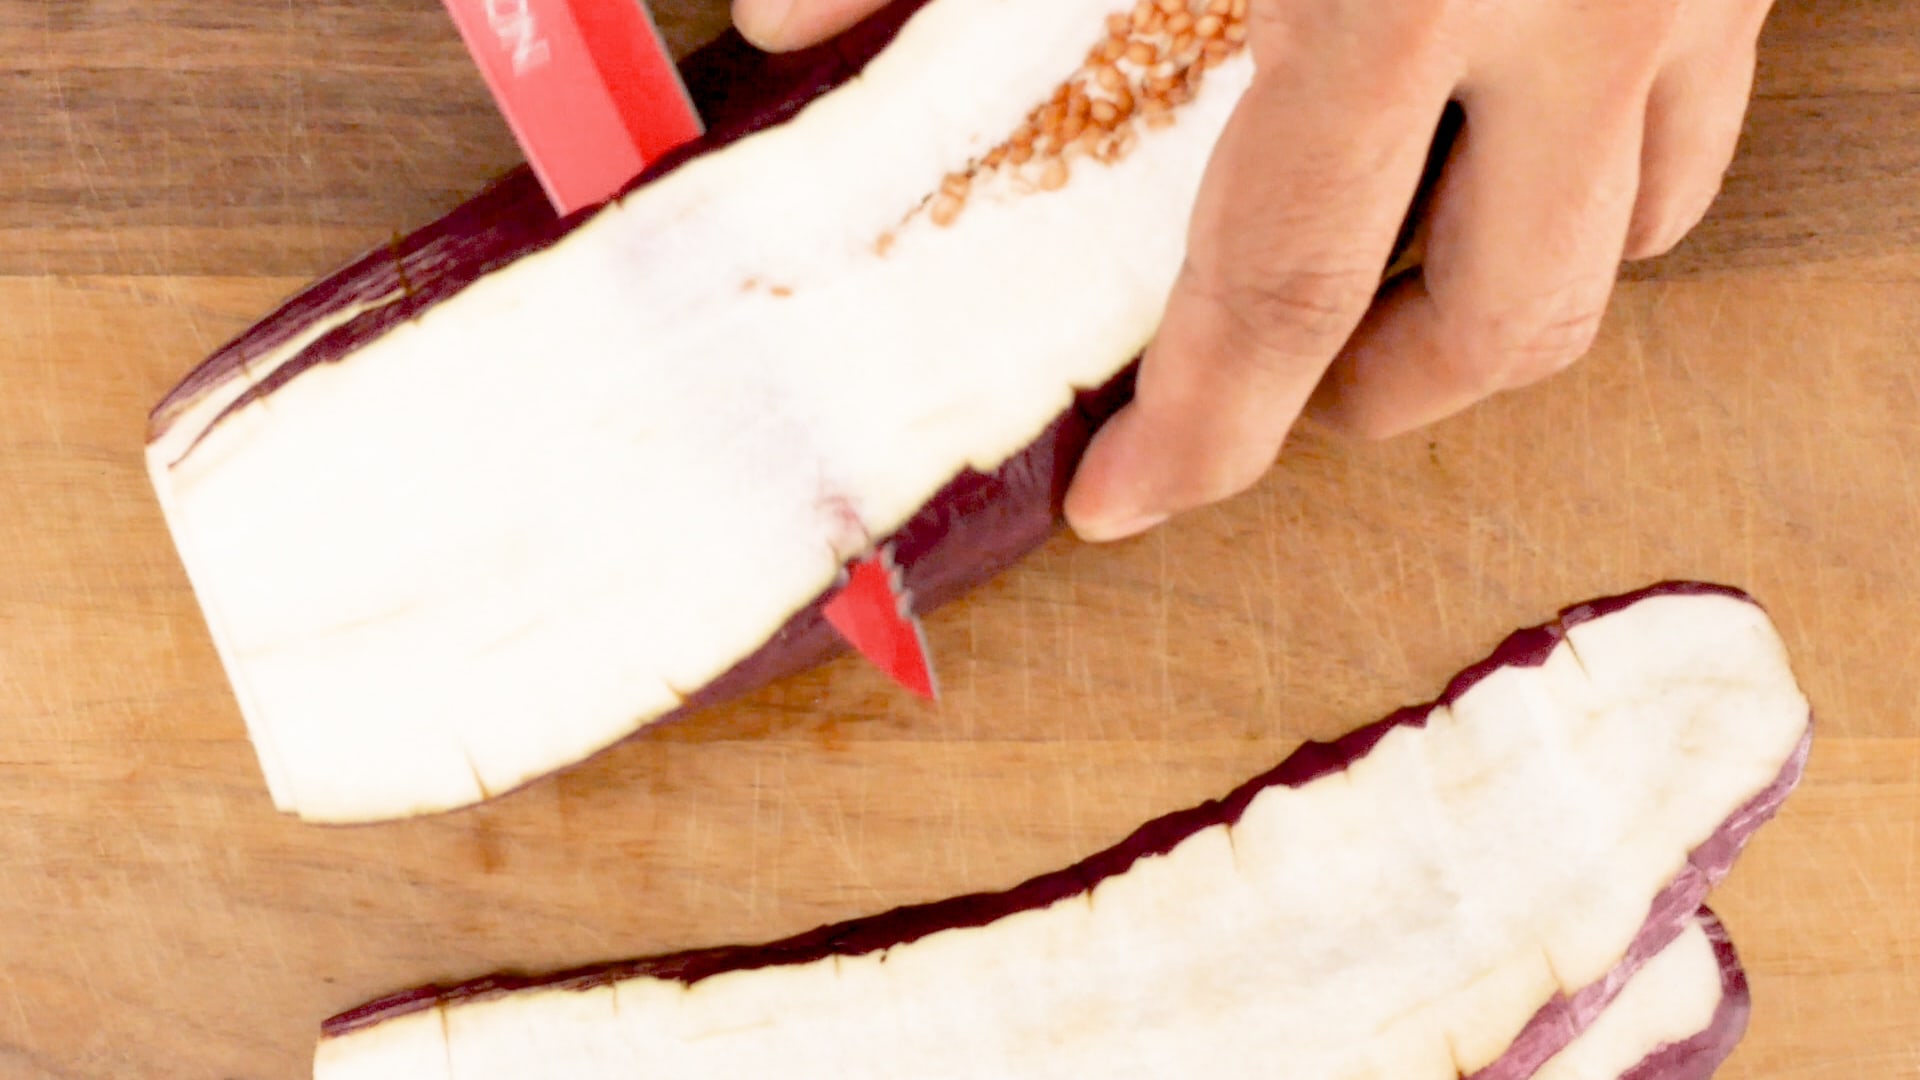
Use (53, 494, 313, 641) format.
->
(320, 581, 1809, 1064)
(1615, 908, 1753, 1080)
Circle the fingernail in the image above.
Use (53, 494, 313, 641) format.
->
(1071, 509, 1169, 544)
(736, 0, 796, 48)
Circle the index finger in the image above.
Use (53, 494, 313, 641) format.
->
(1064, 9, 1457, 541)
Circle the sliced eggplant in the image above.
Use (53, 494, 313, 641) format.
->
(144, 0, 1436, 823)
(310, 913, 1749, 1080)
(309, 585, 1809, 1078)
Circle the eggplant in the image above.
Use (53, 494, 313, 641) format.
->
(145, 0, 1459, 822)
(307, 585, 1808, 1077)
(312, 913, 1749, 1080)
(146, 0, 1248, 822)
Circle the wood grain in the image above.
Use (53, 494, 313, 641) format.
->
(2, 2, 1917, 1078)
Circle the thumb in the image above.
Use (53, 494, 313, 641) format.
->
(732, 0, 891, 52)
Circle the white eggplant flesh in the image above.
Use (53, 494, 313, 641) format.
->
(309, 587, 1809, 1079)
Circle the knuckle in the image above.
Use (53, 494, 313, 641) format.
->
(1448, 295, 1608, 391)
(1204, 265, 1378, 374)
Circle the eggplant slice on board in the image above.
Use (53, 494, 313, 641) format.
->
(312, 585, 1808, 1079)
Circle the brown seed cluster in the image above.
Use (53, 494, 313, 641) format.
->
(923, 0, 1251, 232)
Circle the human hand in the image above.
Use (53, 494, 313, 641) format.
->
(731, 0, 1774, 541)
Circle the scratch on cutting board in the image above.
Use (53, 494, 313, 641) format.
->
(1057, 552, 1103, 745)
(1257, 505, 1295, 695)
(1905, 748, 1920, 915)
(1627, 306, 1669, 457)
(1231, 563, 1271, 707)
(161, 0, 174, 271)
(45, 72, 101, 202)
(28, 274, 65, 461)
(823, 797, 876, 901)
(1016, 568, 1034, 716)
(1154, 531, 1174, 733)
(280, 0, 297, 224)
(1896, 354, 1920, 530)
(1059, 741, 1082, 852)
(157, 278, 217, 355)
(0, 967, 29, 1047)
(942, 738, 969, 880)
(1841, 824, 1886, 959)
(43, 67, 141, 273)
(964, 604, 980, 704)
(792, 767, 877, 901)
(1389, 529, 1437, 645)
(746, 757, 766, 916)
(1661, 287, 1710, 392)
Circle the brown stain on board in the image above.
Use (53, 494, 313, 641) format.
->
(470, 818, 505, 875)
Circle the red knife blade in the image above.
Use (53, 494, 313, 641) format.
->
(822, 547, 938, 701)
(442, 0, 939, 697)
(437, 0, 704, 215)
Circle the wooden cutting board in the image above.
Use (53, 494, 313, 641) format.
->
(2, 1, 1916, 1076)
